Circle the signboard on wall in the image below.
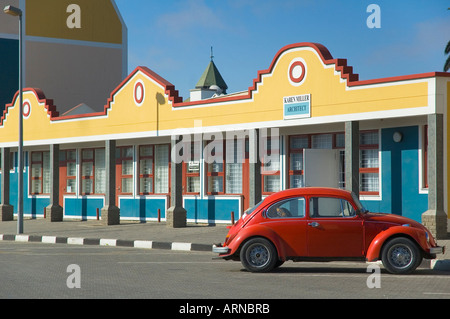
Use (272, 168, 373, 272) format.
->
(283, 94, 311, 120)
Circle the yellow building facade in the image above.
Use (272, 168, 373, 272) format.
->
(0, 42, 448, 238)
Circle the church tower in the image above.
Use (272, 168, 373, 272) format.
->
(190, 47, 228, 101)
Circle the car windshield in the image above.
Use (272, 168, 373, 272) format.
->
(351, 192, 368, 214)
(241, 199, 264, 220)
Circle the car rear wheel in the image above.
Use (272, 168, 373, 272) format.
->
(381, 237, 422, 274)
(240, 238, 278, 273)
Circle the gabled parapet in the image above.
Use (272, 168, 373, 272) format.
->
(0, 42, 446, 147)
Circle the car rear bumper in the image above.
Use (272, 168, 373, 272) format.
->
(212, 243, 230, 254)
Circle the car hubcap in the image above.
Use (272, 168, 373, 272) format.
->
(248, 244, 270, 267)
(388, 244, 413, 269)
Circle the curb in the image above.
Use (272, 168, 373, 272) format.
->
(420, 258, 450, 271)
(0, 233, 213, 253)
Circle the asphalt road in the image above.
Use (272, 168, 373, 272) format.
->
(1, 241, 450, 301)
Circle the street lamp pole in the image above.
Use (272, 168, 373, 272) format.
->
(3, 5, 24, 234)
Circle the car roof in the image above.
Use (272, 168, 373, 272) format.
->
(263, 187, 353, 204)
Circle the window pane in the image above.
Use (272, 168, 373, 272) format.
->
(31, 163, 42, 178)
(31, 179, 41, 194)
(290, 175, 304, 188)
(361, 173, 379, 192)
(267, 198, 305, 218)
(187, 176, 200, 193)
(208, 176, 223, 193)
(140, 145, 153, 157)
(122, 159, 133, 175)
(82, 179, 93, 194)
(361, 149, 378, 168)
(66, 179, 76, 193)
(224, 139, 243, 194)
(67, 161, 77, 177)
(342, 199, 356, 216)
(311, 134, 332, 149)
(82, 149, 93, 160)
(361, 131, 378, 145)
(262, 138, 280, 172)
(94, 149, 105, 194)
(208, 162, 223, 173)
(140, 159, 153, 175)
(82, 162, 93, 177)
(154, 144, 169, 193)
(290, 136, 308, 149)
(122, 146, 133, 158)
(262, 160, 279, 172)
(290, 152, 303, 171)
(309, 197, 355, 217)
(226, 138, 244, 164)
(67, 150, 76, 161)
(140, 177, 153, 193)
(264, 175, 280, 193)
(226, 163, 242, 194)
(335, 133, 345, 148)
(122, 178, 133, 193)
(43, 152, 50, 194)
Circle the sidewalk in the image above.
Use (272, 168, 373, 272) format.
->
(0, 218, 229, 252)
(0, 217, 449, 271)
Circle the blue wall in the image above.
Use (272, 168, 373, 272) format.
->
(64, 197, 104, 220)
(119, 197, 166, 221)
(361, 126, 428, 222)
(184, 197, 241, 223)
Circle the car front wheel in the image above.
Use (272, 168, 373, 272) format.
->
(381, 237, 422, 274)
(240, 237, 278, 273)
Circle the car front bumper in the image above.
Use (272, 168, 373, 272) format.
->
(429, 246, 445, 255)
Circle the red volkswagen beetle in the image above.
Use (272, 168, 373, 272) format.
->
(213, 187, 444, 274)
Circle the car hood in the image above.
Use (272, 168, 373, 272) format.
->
(363, 212, 424, 228)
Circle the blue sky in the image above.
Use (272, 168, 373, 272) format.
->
(115, 0, 449, 100)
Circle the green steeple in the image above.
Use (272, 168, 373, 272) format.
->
(195, 59, 228, 94)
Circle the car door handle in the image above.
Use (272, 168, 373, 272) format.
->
(308, 222, 320, 228)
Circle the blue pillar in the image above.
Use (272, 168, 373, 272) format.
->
(0, 147, 13, 221)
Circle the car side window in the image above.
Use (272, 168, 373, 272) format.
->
(267, 197, 305, 218)
(309, 197, 356, 218)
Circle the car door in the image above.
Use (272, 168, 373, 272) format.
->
(306, 196, 364, 258)
(262, 197, 308, 257)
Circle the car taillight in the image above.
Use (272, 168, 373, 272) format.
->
(224, 233, 231, 245)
